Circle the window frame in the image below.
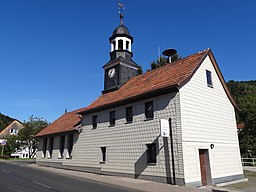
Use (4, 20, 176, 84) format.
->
(92, 115, 98, 129)
(206, 70, 213, 87)
(100, 147, 106, 163)
(145, 101, 154, 120)
(109, 111, 116, 126)
(126, 106, 133, 123)
(147, 143, 157, 164)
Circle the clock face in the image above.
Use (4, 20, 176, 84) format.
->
(108, 68, 116, 78)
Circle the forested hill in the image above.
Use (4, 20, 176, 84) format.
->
(0, 113, 15, 132)
(227, 80, 256, 157)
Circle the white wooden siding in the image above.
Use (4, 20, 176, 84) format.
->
(65, 93, 184, 179)
(179, 55, 243, 184)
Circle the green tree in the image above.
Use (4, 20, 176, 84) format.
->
(18, 115, 49, 158)
(227, 80, 256, 157)
(3, 135, 21, 157)
(151, 54, 181, 70)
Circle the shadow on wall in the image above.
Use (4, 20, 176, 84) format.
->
(163, 137, 172, 184)
(134, 135, 160, 179)
(134, 135, 174, 184)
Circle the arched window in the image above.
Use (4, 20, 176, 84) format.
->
(118, 40, 123, 50)
(126, 41, 129, 51)
(113, 41, 116, 50)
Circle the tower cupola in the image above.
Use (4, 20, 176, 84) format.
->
(102, 10, 139, 94)
(109, 14, 133, 61)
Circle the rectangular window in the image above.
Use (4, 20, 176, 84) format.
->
(42, 138, 47, 158)
(145, 101, 154, 119)
(147, 143, 157, 163)
(48, 137, 54, 158)
(109, 111, 116, 126)
(206, 70, 213, 87)
(126, 106, 133, 123)
(59, 135, 65, 158)
(67, 134, 74, 158)
(92, 115, 97, 129)
(100, 147, 106, 163)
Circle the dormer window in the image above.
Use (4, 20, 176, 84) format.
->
(206, 70, 213, 87)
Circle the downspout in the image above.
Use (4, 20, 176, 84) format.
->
(169, 118, 176, 185)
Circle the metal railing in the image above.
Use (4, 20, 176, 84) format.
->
(242, 158, 256, 166)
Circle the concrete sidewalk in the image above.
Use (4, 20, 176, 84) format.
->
(28, 163, 214, 192)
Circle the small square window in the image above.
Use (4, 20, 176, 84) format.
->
(100, 147, 106, 163)
(126, 107, 133, 123)
(206, 70, 213, 87)
(147, 143, 157, 163)
(92, 115, 97, 129)
(145, 101, 154, 119)
(109, 111, 115, 126)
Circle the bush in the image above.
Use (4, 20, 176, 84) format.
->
(0, 155, 10, 159)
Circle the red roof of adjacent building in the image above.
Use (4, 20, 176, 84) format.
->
(36, 49, 238, 137)
(35, 108, 83, 137)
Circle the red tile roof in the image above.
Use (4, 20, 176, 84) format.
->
(80, 49, 210, 114)
(35, 108, 83, 137)
(36, 48, 239, 137)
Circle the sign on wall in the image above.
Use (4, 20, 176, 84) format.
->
(160, 119, 170, 137)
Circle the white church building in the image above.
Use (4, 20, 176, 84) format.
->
(35, 13, 244, 187)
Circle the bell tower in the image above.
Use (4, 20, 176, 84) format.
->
(102, 11, 139, 94)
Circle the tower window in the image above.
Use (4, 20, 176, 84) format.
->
(118, 40, 123, 50)
(113, 41, 116, 50)
(126, 41, 129, 50)
(109, 111, 116, 126)
(206, 70, 213, 87)
(145, 101, 154, 119)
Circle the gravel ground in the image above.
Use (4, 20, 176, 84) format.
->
(224, 170, 256, 192)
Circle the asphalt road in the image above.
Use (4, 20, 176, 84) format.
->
(0, 161, 136, 192)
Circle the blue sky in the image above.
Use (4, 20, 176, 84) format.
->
(0, 0, 255, 122)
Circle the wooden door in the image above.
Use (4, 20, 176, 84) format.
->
(199, 149, 208, 186)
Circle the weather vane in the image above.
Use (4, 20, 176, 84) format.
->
(118, 2, 125, 25)
(118, 2, 125, 15)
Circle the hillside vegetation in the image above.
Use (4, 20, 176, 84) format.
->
(0, 113, 15, 132)
(227, 80, 256, 157)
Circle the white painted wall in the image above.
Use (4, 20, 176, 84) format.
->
(179, 55, 243, 184)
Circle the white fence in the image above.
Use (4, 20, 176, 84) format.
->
(242, 158, 256, 166)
